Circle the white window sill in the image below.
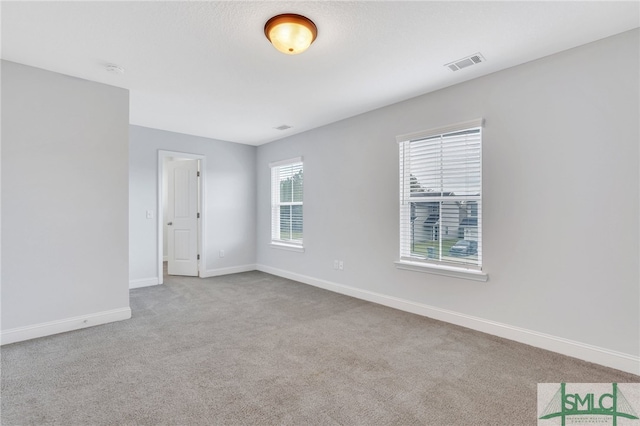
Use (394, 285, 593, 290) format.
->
(270, 242, 305, 253)
(394, 260, 488, 282)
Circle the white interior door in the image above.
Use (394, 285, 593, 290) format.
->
(167, 159, 199, 276)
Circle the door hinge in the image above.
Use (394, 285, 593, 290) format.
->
(197, 212, 200, 218)
(197, 171, 200, 177)
(197, 254, 200, 260)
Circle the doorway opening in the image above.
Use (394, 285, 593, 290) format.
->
(157, 150, 206, 284)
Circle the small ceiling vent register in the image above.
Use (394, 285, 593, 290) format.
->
(105, 64, 125, 75)
(445, 53, 485, 71)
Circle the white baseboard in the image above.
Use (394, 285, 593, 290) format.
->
(256, 264, 640, 376)
(201, 264, 257, 278)
(1, 307, 132, 346)
(129, 277, 160, 289)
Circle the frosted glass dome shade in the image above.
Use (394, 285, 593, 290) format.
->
(264, 14, 317, 55)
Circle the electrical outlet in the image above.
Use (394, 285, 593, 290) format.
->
(146, 210, 153, 219)
(339, 260, 344, 270)
(219, 250, 225, 258)
(333, 260, 339, 270)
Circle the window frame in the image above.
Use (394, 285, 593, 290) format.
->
(395, 119, 488, 282)
(269, 157, 304, 252)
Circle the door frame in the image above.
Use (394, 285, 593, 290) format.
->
(157, 150, 206, 284)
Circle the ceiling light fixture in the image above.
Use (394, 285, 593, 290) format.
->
(264, 14, 317, 55)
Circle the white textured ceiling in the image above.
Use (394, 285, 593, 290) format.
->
(2, 1, 639, 145)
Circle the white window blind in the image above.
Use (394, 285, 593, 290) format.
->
(398, 121, 482, 270)
(270, 158, 303, 246)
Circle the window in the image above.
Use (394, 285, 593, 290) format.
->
(397, 119, 483, 272)
(270, 157, 303, 249)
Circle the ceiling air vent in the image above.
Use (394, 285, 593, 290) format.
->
(274, 125, 292, 131)
(445, 53, 485, 72)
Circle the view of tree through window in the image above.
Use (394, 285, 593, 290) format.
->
(278, 168, 303, 241)
(271, 160, 303, 245)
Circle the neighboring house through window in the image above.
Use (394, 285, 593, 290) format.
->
(270, 157, 303, 250)
(397, 119, 483, 271)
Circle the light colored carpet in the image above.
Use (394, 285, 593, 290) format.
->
(1, 271, 637, 425)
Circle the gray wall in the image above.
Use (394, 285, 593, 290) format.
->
(1, 61, 130, 331)
(129, 125, 256, 282)
(256, 30, 639, 356)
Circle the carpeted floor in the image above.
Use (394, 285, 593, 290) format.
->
(1, 271, 637, 425)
